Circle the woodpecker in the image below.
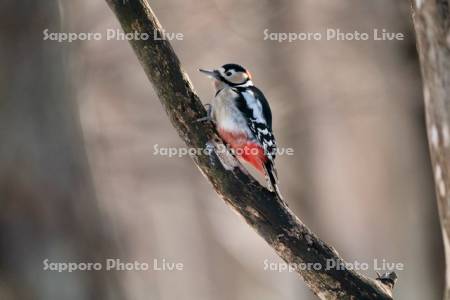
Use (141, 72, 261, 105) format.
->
(198, 64, 281, 196)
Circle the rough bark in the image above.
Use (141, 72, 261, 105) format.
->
(105, 1, 396, 299)
(412, 1, 450, 299)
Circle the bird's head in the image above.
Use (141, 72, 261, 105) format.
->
(199, 63, 253, 90)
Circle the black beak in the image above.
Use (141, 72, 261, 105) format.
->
(198, 68, 221, 80)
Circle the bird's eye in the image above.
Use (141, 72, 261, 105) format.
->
(225, 71, 232, 76)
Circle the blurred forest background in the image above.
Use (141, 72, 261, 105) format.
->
(0, 0, 444, 299)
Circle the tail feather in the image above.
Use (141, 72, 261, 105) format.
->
(264, 160, 284, 202)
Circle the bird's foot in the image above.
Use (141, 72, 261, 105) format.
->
(195, 104, 213, 123)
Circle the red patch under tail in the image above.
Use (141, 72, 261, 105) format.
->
(217, 129, 267, 174)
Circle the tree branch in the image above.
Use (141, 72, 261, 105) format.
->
(412, 1, 450, 299)
(105, 1, 396, 299)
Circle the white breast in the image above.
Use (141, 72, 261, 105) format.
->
(213, 88, 251, 136)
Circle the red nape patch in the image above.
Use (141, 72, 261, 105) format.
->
(218, 129, 267, 174)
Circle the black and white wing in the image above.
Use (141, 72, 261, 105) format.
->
(234, 86, 276, 159)
(234, 86, 279, 192)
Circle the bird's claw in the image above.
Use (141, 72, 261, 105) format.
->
(195, 116, 213, 123)
(195, 103, 213, 123)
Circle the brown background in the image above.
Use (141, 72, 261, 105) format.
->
(0, 0, 443, 299)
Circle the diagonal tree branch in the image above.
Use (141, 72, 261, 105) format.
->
(412, 1, 450, 299)
(105, 1, 396, 299)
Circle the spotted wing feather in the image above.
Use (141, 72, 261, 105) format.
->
(234, 86, 279, 191)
